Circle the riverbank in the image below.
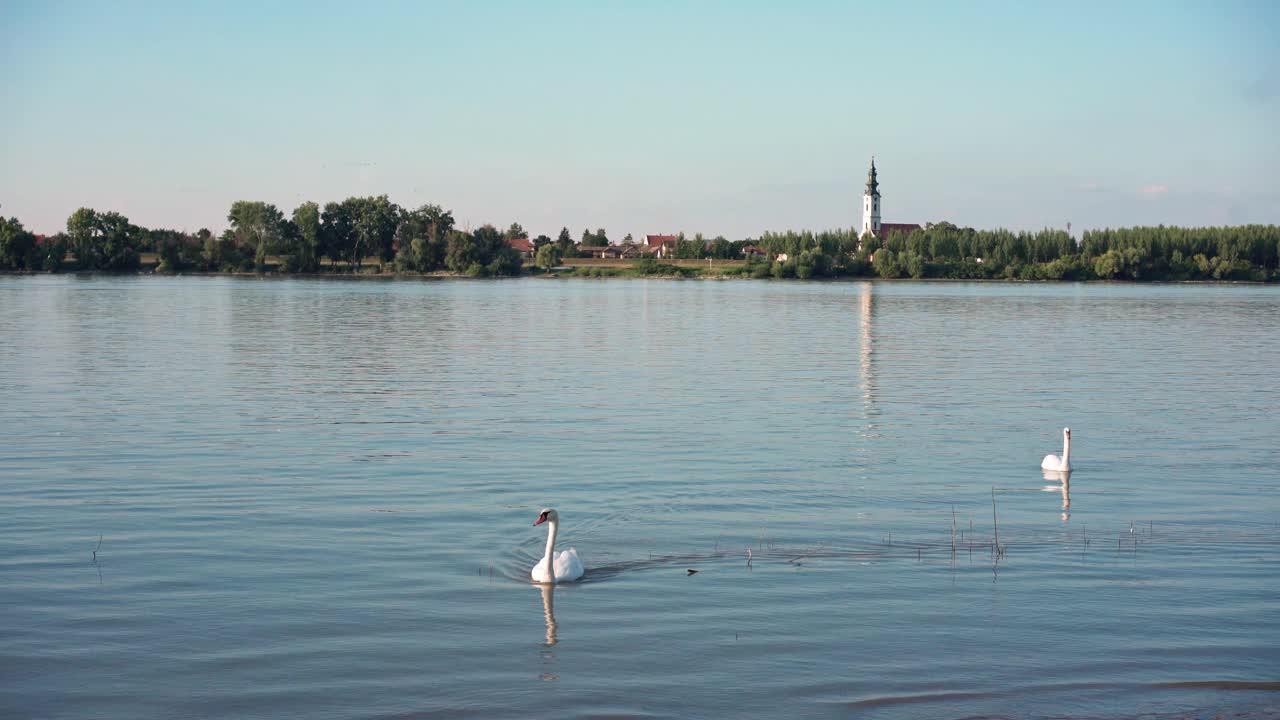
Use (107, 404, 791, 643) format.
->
(5, 270, 1274, 284)
(3, 269, 1277, 283)
(3, 257, 1276, 283)
(5, 208, 1276, 282)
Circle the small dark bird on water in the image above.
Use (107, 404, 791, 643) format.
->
(687, 569, 698, 575)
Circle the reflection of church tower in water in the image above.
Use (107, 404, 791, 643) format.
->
(861, 158, 881, 238)
(859, 282, 875, 411)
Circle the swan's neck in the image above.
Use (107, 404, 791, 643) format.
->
(542, 520, 559, 566)
(1062, 434, 1071, 466)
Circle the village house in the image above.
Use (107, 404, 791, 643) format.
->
(645, 234, 677, 258)
(576, 244, 619, 259)
(506, 237, 535, 257)
(617, 242, 647, 259)
(874, 223, 925, 239)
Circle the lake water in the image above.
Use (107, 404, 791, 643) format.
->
(1, 276, 1277, 719)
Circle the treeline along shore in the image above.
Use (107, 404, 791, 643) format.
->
(1, 196, 1277, 282)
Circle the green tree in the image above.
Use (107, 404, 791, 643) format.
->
(873, 248, 903, 278)
(320, 201, 355, 268)
(535, 243, 562, 270)
(353, 195, 401, 268)
(155, 231, 203, 273)
(193, 228, 224, 271)
(227, 201, 286, 272)
(284, 201, 322, 273)
(745, 222, 1277, 281)
(211, 228, 251, 271)
(1092, 250, 1125, 279)
(505, 222, 528, 241)
(319, 195, 400, 270)
(675, 231, 704, 259)
(905, 251, 925, 279)
(555, 227, 574, 255)
(394, 203, 454, 272)
(66, 208, 140, 271)
(795, 249, 832, 278)
(446, 224, 523, 276)
(0, 214, 36, 270)
(38, 233, 69, 272)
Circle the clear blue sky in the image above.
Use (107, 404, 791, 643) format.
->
(2, 0, 1276, 239)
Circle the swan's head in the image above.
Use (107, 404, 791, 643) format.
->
(534, 508, 559, 526)
(1064, 427, 1071, 438)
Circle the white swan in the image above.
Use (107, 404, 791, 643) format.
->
(531, 508, 584, 584)
(1041, 427, 1072, 472)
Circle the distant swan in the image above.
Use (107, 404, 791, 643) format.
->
(1041, 427, 1072, 472)
(531, 508, 584, 584)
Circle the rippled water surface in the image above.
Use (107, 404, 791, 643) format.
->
(1, 276, 1277, 719)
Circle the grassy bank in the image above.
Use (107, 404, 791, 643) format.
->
(17, 253, 1264, 283)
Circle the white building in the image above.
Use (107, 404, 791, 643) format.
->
(861, 157, 881, 238)
(860, 158, 922, 242)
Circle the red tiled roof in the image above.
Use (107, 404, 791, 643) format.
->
(873, 223, 922, 237)
(645, 234, 677, 246)
(507, 237, 535, 253)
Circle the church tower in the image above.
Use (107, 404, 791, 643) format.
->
(861, 157, 881, 238)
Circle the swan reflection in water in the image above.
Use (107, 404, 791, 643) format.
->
(538, 582, 558, 646)
(1042, 469, 1071, 522)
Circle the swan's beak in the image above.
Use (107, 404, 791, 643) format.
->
(533, 516, 546, 526)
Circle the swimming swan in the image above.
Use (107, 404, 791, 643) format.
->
(1041, 427, 1072, 472)
(531, 508, 584, 584)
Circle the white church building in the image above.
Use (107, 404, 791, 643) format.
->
(860, 158, 922, 241)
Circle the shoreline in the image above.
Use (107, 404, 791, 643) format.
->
(1, 269, 1274, 285)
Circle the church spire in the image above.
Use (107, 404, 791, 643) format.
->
(861, 157, 881, 238)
